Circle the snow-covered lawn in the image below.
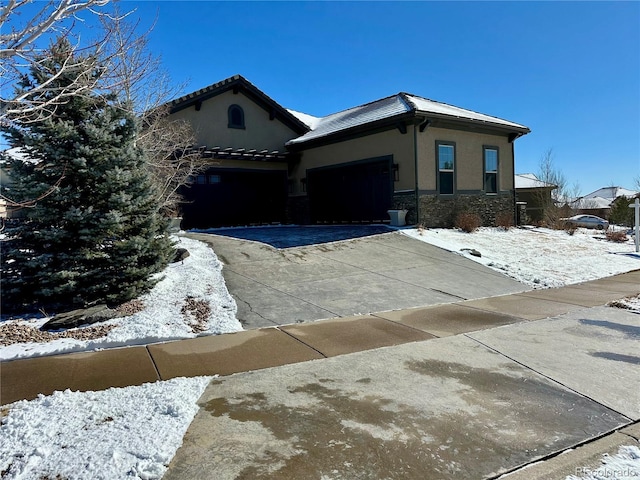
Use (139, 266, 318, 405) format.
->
(0, 236, 242, 362)
(0, 377, 212, 480)
(402, 226, 639, 288)
(1, 235, 238, 479)
(1, 227, 639, 479)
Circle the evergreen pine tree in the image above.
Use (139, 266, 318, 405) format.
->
(608, 195, 638, 227)
(1, 39, 174, 313)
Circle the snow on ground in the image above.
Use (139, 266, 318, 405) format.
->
(0, 236, 242, 361)
(0, 376, 212, 480)
(608, 295, 640, 313)
(566, 445, 640, 480)
(1, 226, 639, 479)
(402, 226, 640, 288)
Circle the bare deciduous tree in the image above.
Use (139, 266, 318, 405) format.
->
(1, 0, 112, 123)
(98, 9, 210, 217)
(536, 148, 581, 227)
(1, 2, 208, 217)
(140, 110, 213, 216)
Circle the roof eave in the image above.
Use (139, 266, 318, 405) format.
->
(168, 75, 310, 135)
(415, 110, 530, 136)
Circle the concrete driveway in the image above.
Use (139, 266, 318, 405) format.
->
(187, 230, 528, 329)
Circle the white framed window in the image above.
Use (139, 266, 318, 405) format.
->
(437, 142, 455, 195)
(484, 147, 498, 194)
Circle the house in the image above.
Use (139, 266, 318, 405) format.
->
(168, 75, 531, 229)
(573, 186, 640, 218)
(0, 147, 30, 219)
(514, 173, 557, 223)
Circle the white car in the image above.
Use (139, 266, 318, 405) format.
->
(561, 215, 609, 230)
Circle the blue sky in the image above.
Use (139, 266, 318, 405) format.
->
(8, 1, 640, 195)
(128, 0, 639, 195)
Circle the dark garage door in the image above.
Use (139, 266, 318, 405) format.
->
(181, 168, 288, 229)
(307, 156, 393, 224)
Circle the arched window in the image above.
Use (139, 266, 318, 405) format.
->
(228, 104, 245, 129)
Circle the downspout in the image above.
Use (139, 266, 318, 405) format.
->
(509, 132, 521, 225)
(413, 123, 420, 225)
(512, 139, 517, 225)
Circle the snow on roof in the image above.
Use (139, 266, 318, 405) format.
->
(1, 147, 39, 165)
(583, 186, 639, 201)
(287, 95, 411, 145)
(514, 173, 555, 189)
(573, 196, 613, 209)
(287, 92, 529, 146)
(286, 109, 322, 130)
(404, 94, 530, 131)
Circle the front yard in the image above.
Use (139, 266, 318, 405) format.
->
(1, 225, 639, 479)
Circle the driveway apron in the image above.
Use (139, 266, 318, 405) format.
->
(187, 231, 528, 329)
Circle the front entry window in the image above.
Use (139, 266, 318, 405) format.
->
(484, 147, 498, 194)
(437, 142, 455, 194)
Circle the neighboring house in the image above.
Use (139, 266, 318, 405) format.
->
(573, 186, 640, 218)
(168, 74, 531, 228)
(0, 147, 29, 219)
(0, 161, 9, 218)
(514, 173, 556, 223)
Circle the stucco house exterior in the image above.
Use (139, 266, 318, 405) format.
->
(514, 173, 557, 223)
(168, 75, 530, 229)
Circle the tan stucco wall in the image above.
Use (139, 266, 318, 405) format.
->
(416, 127, 515, 192)
(169, 90, 298, 152)
(292, 125, 517, 196)
(292, 128, 416, 194)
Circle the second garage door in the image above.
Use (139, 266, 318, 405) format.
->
(307, 156, 393, 224)
(181, 168, 288, 229)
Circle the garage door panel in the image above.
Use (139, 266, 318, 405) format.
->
(181, 169, 287, 228)
(308, 158, 392, 224)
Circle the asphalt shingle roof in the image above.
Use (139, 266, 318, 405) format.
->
(286, 92, 530, 146)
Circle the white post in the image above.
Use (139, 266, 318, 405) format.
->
(630, 198, 640, 253)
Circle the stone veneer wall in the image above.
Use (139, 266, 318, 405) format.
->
(418, 193, 514, 228)
(392, 191, 418, 225)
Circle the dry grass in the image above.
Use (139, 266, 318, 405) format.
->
(455, 212, 481, 233)
(115, 299, 145, 316)
(606, 230, 628, 243)
(495, 212, 514, 230)
(180, 296, 211, 333)
(0, 323, 116, 346)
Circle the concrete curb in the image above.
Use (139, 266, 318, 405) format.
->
(2, 270, 637, 406)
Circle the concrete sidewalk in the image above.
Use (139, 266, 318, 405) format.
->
(2, 270, 636, 406)
(1, 270, 639, 479)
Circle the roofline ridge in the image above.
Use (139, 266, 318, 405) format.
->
(398, 92, 417, 112)
(318, 93, 410, 119)
(406, 92, 527, 128)
(166, 74, 308, 134)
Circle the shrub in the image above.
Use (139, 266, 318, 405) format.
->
(455, 212, 481, 233)
(606, 230, 628, 243)
(564, 223, 577, 235)
(495, 212, 514, 230)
